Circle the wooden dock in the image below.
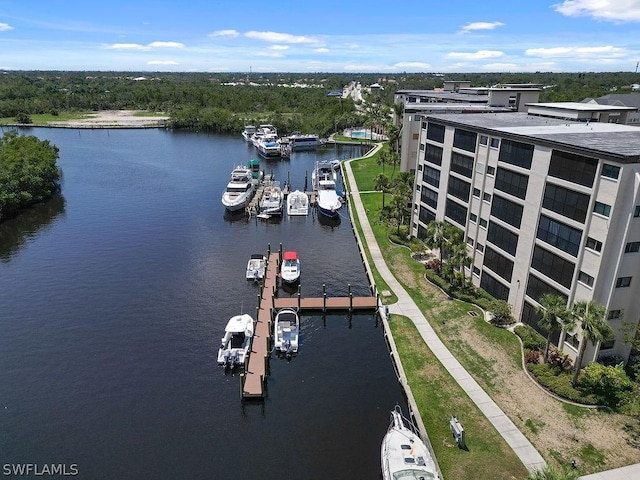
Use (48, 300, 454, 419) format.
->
(241, 248, 379, 400)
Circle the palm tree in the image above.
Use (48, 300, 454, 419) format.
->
(571, 300, 613, 386)
(374, 173, 390, 209)
(448, 242, 471, 287)
(423, 220, 448, 268)
(389, 193, 409, 235)
(536, 293, 574, 364)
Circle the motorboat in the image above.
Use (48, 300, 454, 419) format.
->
(311, 160, 337, 190)
(286, 190, 309, 216)
(259, 180, 284, 216)
(273, 308, 299, 357)
(242, 125, 257, 142)
(217, 314, 254, 369)
(330, 159, 341, 171)
(316, 177, 342, 218)
(250, 124, 277, 148)
(245, 254, 266, 281)
(280, 251, 300, 284)
(221, 165, 256, 212)
(287, 134, 322, 150)
(381, 406, 439, 480)
(255, 134, 290, 158)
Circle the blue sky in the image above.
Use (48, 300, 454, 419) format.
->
(1, 0, 640, 72)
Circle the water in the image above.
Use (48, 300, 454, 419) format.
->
(0, 128, 406, 479)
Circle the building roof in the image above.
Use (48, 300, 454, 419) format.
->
(583, 93, 640, 108)
(404, 103, 511, 113)
(425, 112, 640, 161)
(528, 102, 636, 112)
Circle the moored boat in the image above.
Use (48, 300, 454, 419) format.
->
(280, 251, 300, 284)
(217, 314, 254, 369)
(314, 161, 342, 218)
(287, 133, 322, 150)
(381, 406, 439, 480)
(259, 180, 284, 216)
(242, 125, 257, 142)
(221, 165, 256, 212)
(273, 308, 299, 357)
(245, 254, 266, 281)
(286, 190, 309, 216)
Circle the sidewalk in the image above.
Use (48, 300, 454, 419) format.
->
(343, 152, 546, 473)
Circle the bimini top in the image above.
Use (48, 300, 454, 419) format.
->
(283, 251, 298, 261)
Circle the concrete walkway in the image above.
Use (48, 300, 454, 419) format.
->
(343, 151, 547, 473)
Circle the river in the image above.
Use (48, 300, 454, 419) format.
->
(0, 128, 406, 479)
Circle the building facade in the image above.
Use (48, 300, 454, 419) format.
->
(411, 112, 640, 365)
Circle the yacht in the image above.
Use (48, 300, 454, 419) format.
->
(221, 165, 255, 212)
(287, 134, 322, 151)
(314, 161, 342, 219)
(241, 125, 257, 142)
(286, 190, 309, 216)
(280, 251, 300, 284)
(217, 314, 254, 369)
(381, 406, 439, 480)
(273, 308, 299, 358)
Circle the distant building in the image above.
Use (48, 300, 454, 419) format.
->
(411, 111, 640, 365)
(527, 101, 637, 125)
(581, 94, 640, 126)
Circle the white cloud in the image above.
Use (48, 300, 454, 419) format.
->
(269, 45, 289, 51)
(245, 31, 316, 44)
(393, 62, 431, 69)
(0, 23, 14, 31)
(554, 0, 640, 22)
(255, 52, 285, 58)
(314, 48, 330, 53)
(148, 60, 179, 65)
(148, 41, 184, 49)
(209, 29, 240, 38)
(109, 43, 148, 50)
(526, 45, 626, 58)
(459, 21, 505, 33)
(447, 50, 505, 60)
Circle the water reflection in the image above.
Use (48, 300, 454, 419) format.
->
(0, 195, 66, 261)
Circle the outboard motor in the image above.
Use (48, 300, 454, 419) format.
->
(284, 339, 292, 359)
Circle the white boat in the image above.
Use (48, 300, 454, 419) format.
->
(280, 251, 300, 284)
(221, 165, 256, 212)
(286, 190, 309, 216)
(381, 406, 439, 480)
(287, 134, 322, 150)
(315, 175, 342, 219)
(245, 254, 266, 281)
(255, 134, 288, 158)
(311, 160, 337, 190)
(273, 308, 299, 357)
(259, 180, 284, 216)
(250, 124, 278, 148)
(217, 314, 254, 368)
(242, 125, 257, 142)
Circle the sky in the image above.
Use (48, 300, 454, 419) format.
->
(1, 0, 640, 73)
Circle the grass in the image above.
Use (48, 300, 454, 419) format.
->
(0, 112, 93, 125)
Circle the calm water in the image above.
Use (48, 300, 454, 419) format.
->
(0, 128, 406, 479)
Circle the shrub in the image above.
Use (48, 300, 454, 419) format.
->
(548, 348, 573, 371)
(515, 325, 547, 351)
(528, 363, 598, 404)
(525, 349, 541, 365)
(424, 258, 441, 271)
(488, 299, 514, 326)
(577, 362, 636, 409)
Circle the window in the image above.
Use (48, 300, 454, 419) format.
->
(472, 266, 480, 276)
(565, 333, 580, 349)
(480, 135, 488, 145)
(578, 271, 594, 287)
(480, 272, 509, 301)
(601, 164, 620, 179)
(548, 150, 597, 187)
(498, 139, 534, 169)
(625, 242, 640, 253)
(483, 247, 514, 282)
(531, 245, 575, 288)
(543, 183, 590, 223)
(453, 128, 477, 152)
(526, 274, 568, 304)
(593, 201, 611, 217)
(491, 195, 524, 228)
(470, 213, 478, 223)
(487, 166, 495, 176)
(600, 338, 615, 350)
(616, 277, 632, 288)
(635, 206, 640, 217)
(487, 221, 519, 256)
(419, 143, 425, 151)
(608, 310, 623, 320)
(426, 123, 445, 143)
(450, 152, 474, 178)
(536, 214, 582, 257)
(419, 206, 436, 226)
(585, 237, 602, 252)
(490, 138, 500, 148)
(473, 188, 480, 198)
(445, 199, 468, 226)
(476, 243, 484, 253)
(423, 166, 440, 187)
(495, 167, 529, 200)
(420, 187, 438, 208)
(480, 218, 488, 228)
(483, 192, 492, 203)
(466, 237, 474, 246)
(447, 177, 471, 202)
(425, 144, 443, 166)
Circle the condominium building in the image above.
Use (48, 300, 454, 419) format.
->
(411, 112, 640, 365)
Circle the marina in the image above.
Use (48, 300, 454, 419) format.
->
(0, 128, 403, 480)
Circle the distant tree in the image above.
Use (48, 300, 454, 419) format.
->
(14, 112, 32, 124)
